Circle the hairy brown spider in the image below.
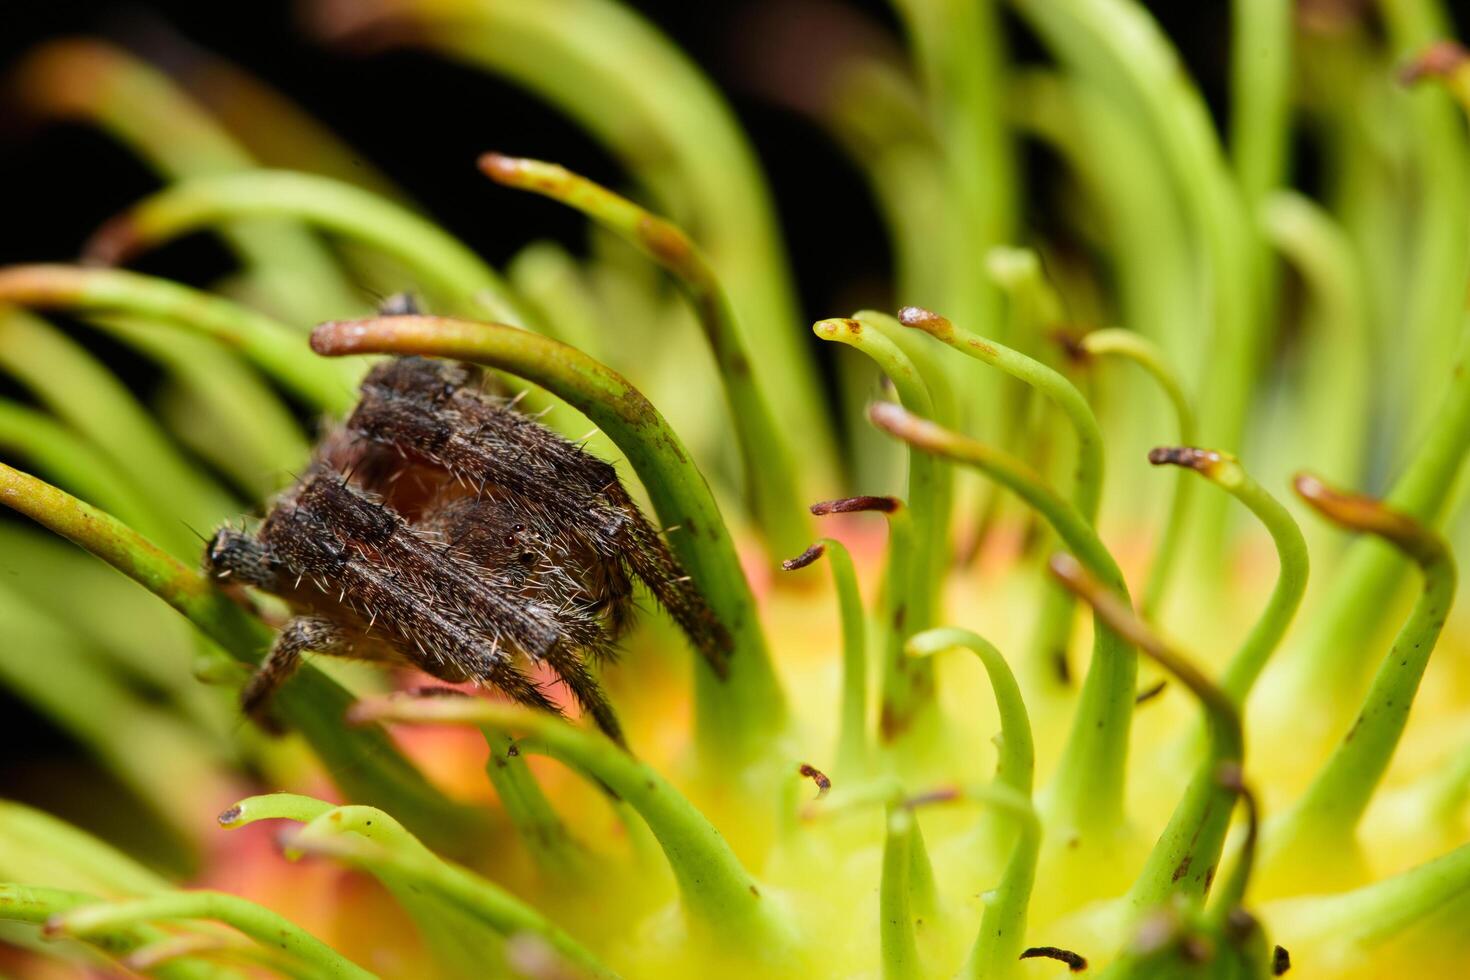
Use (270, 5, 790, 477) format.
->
(205, 350, 729, 744)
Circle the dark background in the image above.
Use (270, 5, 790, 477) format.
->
(0, 0, 1466, 857)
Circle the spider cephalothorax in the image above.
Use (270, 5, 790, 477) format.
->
(206, 354, 729, 743)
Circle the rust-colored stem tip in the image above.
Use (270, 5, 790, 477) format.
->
(896, 305, 947, 331)
(1148, 446, 1220, 472)
(1019, 946, 1088, 972)
(797, 763, 831, 799)
(1401, 39, 1469, 84)
(782, 543, 826, 570)
(809, 495, 900, 516)
(79, 214, 137, 267)
(477, 152, 522, 183)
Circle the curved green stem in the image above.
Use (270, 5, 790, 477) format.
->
(869, 402, 1135, 840)
(12, 39, 361, 322)
(1048, 553, 1247, 912)
(49, 892, 375, 980)
(310, 314, 785, 764)
(814, 319, 941, 737)
(0, 462, 482, 848)
(1077, 330, 1196, 616)
(348, 695, 793, 953)
(0, 884, 223, 980)
(84, 169, 523, 323)
(227, 796, 613, 978)
(0, 265, 356, 413)
(905, 628, 1033, 796)
(782, 538, 869, 776)
(481, 729, 585, 878)
(0, 308, 233, 550)
(1266, 476, 1456, 861)
(482, 154, 809, 554)
(0, 399, 158, 536)
(1147, 448, 1308, 700)
(949, 784, 1041, 980)
(312, 0, 835, 478)
(85, 314, 309, 498)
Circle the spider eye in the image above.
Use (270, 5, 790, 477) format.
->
(504, 533, 516, 546)
(519, 552, 535, 565)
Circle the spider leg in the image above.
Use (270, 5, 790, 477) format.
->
(241, 616, 347, 733)
(541, 642, 623, 745)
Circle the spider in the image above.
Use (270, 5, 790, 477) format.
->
(205, 348, 729, 745)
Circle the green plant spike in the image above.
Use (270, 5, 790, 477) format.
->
(1229, 0, 1293, 208)
(1259, 192, 1372, 492)
(868, 402, 1136, 845)
(810, 496, 922, 749)
(812, 318, 942, 738)
(480, 729, 588, 879)
(309, 313, 787, 767)
(898, 304, 1103, 702)
(1263, 841, 1470, 960)
(0, 883, 234, 980)
(0, 265, 357, 413)
(1048, 552, 1249, 914)
(0, 461, 485, 849)
(1146, 448, 1308, 702)
(47, 891, 376, 980)
(224, 796, 615, 979)
(12, 38, 362, 323)
(0, 800, 174, 895)
(347, 695, 796, 957)
(781, 539, 870, 777)
(905, 628, 1034, 798)
(480, 153, 810, 556)
(308, 0, 836, 480)
(83, 168, 527, 325)
(880, 804, 924, 980)
(944, 784, 1042, 980)
(1073, 330, 1196, 617)
(1262, 475, 1457, 875)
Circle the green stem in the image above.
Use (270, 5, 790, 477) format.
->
(1264, 841, 1470, 953)
(348, 696, 793, 953)
(1147, 448, 1308, 701)
(0, 265, 356, 413)
(1229, 0, 1292, 207)
(813, 319, 940, 737)
(1259, 192, 1372, 491)
(0, 800, 172, 894)
(899, 305, 1103, 700)
(1077, 330, 1196, 617)
(905, 628, 1033, 796)
(781, 538, 869, 776)
(868, 403, 1135, 839)
(0, 462, 482, 848)
(1266, 476, 1456, 860)
(950, 784, 1041, 980)
(85, 314, 309, 499)
(51, 892, 375, 980)
(0, 884, 222, 980)
(480, 729, 585, 878)
(12, 38, 361, 322)
(880, 805, 923, 980)
(481, 154, 809, 555)
(310, 314, 785, 764)
(0, 309, 233, 551)
(320, 0, 835, 480)
(1048, 553, 1247, 913)
(83, 169, 524, 323)
(0, 399, 158, 536)
(226, 796, 613, 978)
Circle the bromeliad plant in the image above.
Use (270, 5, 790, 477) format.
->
(4, 0, 1470, 977)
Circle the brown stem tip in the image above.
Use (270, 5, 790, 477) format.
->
(1272, 944, 1291, 975)
(1135, 679, 1168, 704)
(1292, 473, 1441, 562)
(809, 495, 900, 516)
(1148, 446, 1223, 476)
(797, 763, 831, 799)
(896, 305, 954, 339)
(1020, 946, 1088, 972)
(782, 543, 826, 571)
(1400, 40, 1469, 84)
